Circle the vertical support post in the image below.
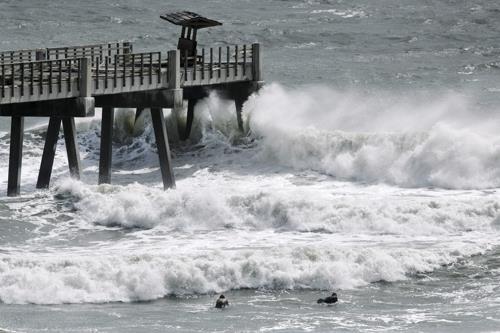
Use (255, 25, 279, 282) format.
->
(251, 43, 261, 82)
(99, 107, 114, 184)
(79, 58, 91, 97)
(234, 96, 245, 132)
(151, 108, 175, 189)
(167, 50, 180, 89)
(168, 50, 182, 142)
(7, 117, 24, 196)
(62, 117, 82, 179)
(184, 99, 197, 140)
(135, 107, 145, 123)
(35, 49, 46, 61)
(36, 117, 61, 189)
(123, 41, 132, 54)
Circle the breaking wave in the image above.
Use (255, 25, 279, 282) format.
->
(1, 83, 500, 305)
(0, 242, 489, 304)
(245, 83, 500, 189)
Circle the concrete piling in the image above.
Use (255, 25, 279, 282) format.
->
(184, 99, 198, 140)
(36, 117, 62, 189)
(98, 107, 114, 184)
(7, 117, 24, 196)
(234, 96, 245, 132)
(62, 117, 81, 179)
(151, 108, 175, 189)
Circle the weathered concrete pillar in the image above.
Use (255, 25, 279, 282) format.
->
(135, 107, 145, 124)
(151, 107, 175, 189)
(62, 117, 81, 179)
(36, 117, 62, 189)
(167, 50, 183, 142)
(79, 58, 92, 98)
(251, 43, 262, 82)
(234, 96, 245, 132)
(184, 98, 198, 140)
(99, 107, 114, 184)
(7, 116, 24, 196)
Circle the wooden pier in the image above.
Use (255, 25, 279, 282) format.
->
(0, 40, 263, 196)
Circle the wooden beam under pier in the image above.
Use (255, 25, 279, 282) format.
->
(0, 97, 94, 118)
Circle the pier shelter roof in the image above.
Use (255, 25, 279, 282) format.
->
(160, 11, 222, 29)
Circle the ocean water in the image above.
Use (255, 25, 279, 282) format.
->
(1, 0, 500, 332)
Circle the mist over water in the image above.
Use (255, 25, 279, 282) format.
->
(1, 0, 500, 332)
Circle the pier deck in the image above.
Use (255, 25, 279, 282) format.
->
(0, 42, 263, 196)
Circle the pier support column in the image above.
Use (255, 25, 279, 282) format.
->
(99, 107, 114, 184)
(184, 99, 198, 140)
(36, 117, 62, 189)
(151, 107, 175, 189)
(62, 117, 81, 179)
(7, 117, 24, 196)
(135, 107, 145, 124)
(234, 96, 245, 132)
(167, 49, 183, 142)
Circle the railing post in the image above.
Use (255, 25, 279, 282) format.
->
(251, 43, 261, 82)
(79, 58, 91, 97)
(123, 42, 132, 54)
(167, 50, 180, 89)
(35, 49, 46, 61)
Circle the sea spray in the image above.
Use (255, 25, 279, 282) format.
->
(243, 83, 500, 189)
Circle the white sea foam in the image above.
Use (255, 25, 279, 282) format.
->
(245, 83, 500, 189)
(53, 177, 500, 235)
(1, 83, 500, 305)
(311, 9, 367, 18)
(0, 241, 489, 304)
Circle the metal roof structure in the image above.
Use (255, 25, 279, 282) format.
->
(160, 11, 222, 29)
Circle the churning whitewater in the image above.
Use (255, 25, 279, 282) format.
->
(1, 84, 499, 305)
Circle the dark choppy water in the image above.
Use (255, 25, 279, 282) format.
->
(1, 0, 500, 332)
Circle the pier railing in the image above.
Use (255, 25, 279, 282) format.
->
(0, 58, 88, 104)
(46, 42, 133, 66)
(0, 42, 132, 66)
(0, 43, 261, 104)
(0, 49, 45, 64)
(92, 51, 163, 94)
(181, 44, 256, 86)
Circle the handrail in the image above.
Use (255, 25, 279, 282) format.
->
(1, 43, 261, 104)
(0, 49, 44, 65)
(93, 52, 163, 90)
(181, 44, 254, 82)
(0, 58, 84, 103)
(0, 42, 133, 66)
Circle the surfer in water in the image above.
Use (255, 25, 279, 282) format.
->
(317, 292, 338, 305)
(215, 294, 229, 308)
